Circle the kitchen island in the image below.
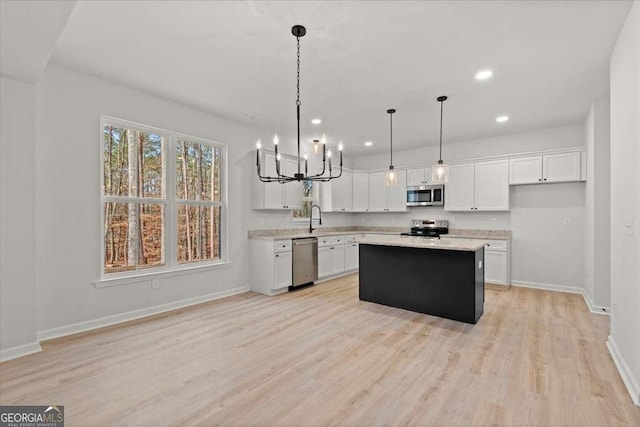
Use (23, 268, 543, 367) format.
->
(358, 235, 486, 324)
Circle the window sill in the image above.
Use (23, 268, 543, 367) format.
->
(93, 261, 232, 288)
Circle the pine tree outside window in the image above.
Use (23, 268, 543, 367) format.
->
(101, 117, 227, 279)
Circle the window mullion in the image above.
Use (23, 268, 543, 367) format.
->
(167, 135, 178, 269)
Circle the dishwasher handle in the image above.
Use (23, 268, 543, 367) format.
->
(293, 238, 318, 246)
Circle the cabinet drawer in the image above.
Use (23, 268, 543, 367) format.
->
(274, 240, 292, 253)
(319, 236, 344, 247)
(343, 234, 359, 243)
(484, 239, 507, 251)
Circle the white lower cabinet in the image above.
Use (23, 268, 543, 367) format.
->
(318, 246, 333, 278)
(249, 239, 293, 295)
(273, 251, 292, 289)
(331, 245, 345, 275)
(483, 239, 510, 287)
(485, 250, 508, 285)
(318, 235, 360, 279)
(344, 243, 359, 271)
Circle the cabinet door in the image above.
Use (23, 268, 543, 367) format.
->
(475, 159, 509, 211)
(273, 251, 292, 289)
(283, 158, 303, 209)
(444, 163, 475, 211)
(485, 250, 507, 285)
(387, 170, 407, 211)
(344, 243, 359, 270)
(263, 153, 284, 209)
(335, 171, 353, 212)
(318, 246, 332, 278)
(331, 245, 345, 275)
(509, 156, 542, 184)
(368, 173, 387, 212)
(352, 173, 369, 212)
(543, 152, 581, 183)
(406, 168, 426, 186)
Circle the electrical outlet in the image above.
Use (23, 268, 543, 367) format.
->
(564, 218, 571, 227)
(152, 279, 160, 289)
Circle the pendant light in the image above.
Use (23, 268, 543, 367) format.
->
(386, 108, 397, 186)
(431, 96, 449, 184)
(255, 25, 343, 183)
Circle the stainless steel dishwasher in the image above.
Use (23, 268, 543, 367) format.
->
(292, 237, 318, 288)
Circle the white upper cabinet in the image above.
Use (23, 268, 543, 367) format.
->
(445, 160, 509, 211)
(387, 170, 408, 211)
(321, 170, 353, 212)
(334, 171, 353, 212)
(352, 173, 369, 212)
(406, 167, 433, 186)
(509, 156, 543, 184)
(543, 152, 581, 183)
(253, 153, 302, 209)
(368, 173, 388, 212)
(368, 171, 407, 212)
(474, 160, 509, 211)
(444, 163, 475, 211)
(509, 151, 582, 184)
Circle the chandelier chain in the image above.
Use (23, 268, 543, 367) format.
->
(296, 36, 301, 107)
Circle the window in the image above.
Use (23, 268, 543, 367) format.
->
(292, 180, 314, 220)
(101, 117, 226, 278)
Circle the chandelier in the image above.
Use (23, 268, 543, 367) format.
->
(256, 25, 343, 183)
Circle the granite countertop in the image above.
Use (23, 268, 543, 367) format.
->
(248, 227, 511, 240)
(357, 235, 488, 251)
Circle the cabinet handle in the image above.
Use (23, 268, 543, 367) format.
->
(543, 178, 547, 181)
(538, 178, 542, 182)
(275, 254, 279, 257)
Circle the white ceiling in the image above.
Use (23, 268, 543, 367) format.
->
(48, 0, 631, 155)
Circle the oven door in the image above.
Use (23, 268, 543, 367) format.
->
(407, 186, 433, 206)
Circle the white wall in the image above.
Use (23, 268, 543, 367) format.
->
(34, 64, 274, 334)
(584, 98, 611, 309)
(354, 124, 586, 290)
(0, 76, 38, 354)
(609, 0, 640, 405)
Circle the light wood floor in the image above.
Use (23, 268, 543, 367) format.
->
(1, 274, 639, 426)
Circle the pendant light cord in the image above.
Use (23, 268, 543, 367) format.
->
(390, 112, 393, 167)
(439, 99, 443, 162)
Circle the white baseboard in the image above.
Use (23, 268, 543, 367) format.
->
(37, 286, 250, 342)
(582, 290, 611, 315)
(511, 280, 584, 294)
(511, 280, 610, 315)
(0, 341, 42, 363)
(607, 335, 640, 407)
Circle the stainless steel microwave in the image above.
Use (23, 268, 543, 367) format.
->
(406, 185, 444, 206)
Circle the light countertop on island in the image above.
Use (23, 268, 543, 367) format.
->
(248, 227, 511, 241)
(357, 235, 488, 251)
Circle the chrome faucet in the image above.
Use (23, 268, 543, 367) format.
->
(310, 204, 322, 233)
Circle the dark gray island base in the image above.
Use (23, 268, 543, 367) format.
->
(359, 240, 485, 324)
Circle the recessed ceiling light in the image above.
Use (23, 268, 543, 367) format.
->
(475, 69, 493, 81)
(311, 118, 322, 125)
(364, 141, 373, 146)
(496, 115, 509, 123)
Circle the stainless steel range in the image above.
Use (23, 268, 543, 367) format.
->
(401, 219, 449, 238)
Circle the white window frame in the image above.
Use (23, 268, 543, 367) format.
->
(97, 116, 229, 287)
